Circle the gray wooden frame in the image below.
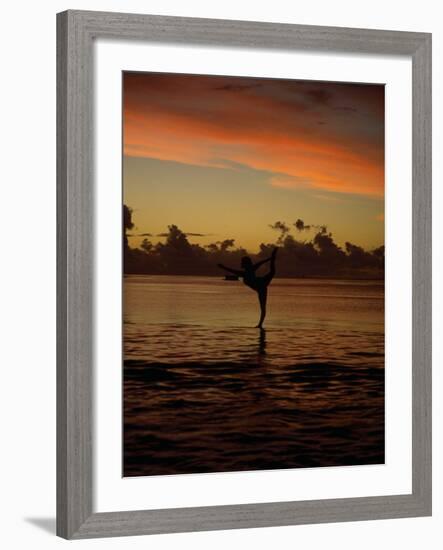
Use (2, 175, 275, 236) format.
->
(57, 9, 432, 539)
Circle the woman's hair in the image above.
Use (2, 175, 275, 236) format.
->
(241, 256, 253, 268)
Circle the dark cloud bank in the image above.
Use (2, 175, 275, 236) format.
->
(124, 205, 384, 279)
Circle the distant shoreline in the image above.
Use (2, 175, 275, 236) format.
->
(123, 272, 385, 282)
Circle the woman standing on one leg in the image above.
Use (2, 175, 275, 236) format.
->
(218, 247, 278, 328)
(256, 288, 268, 329)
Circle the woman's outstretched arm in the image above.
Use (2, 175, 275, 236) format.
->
(217, 264, 244, 277)
(253, 247, 278, 271)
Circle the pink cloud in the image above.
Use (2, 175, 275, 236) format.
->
(123, 73, 385, 197)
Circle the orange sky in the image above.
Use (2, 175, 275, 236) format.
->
(123, 72, 384, 252)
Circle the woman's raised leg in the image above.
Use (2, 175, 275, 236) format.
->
(263, 247, 278, 286)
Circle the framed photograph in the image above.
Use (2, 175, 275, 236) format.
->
(57, 10, 432, 539)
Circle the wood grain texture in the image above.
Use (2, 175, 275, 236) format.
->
(411, 35, 432, 510)
(57, 10, 93, 539)
(56, 10, 432, 539)
(66, 9, 428, 54)
(72, 494, 427, 539)
(56, 11, 68, 538)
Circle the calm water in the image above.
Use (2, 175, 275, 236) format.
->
(123, 275, 384, 476)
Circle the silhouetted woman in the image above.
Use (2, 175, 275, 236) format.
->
(218, 247, 278, 328)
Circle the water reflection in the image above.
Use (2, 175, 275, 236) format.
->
(258, 328, 267, 357)
(123, 275, 384, 477)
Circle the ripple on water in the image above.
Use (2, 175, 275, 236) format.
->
(123, 276, 384, 476)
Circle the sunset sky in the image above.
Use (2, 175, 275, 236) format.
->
(123, 72, 384, 253)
